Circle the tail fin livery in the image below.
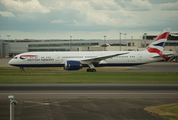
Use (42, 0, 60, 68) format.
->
(146, 28, 171, 56)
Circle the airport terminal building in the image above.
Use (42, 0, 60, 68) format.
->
(0, 39, 126, 57)
(0, 37, 178, 61)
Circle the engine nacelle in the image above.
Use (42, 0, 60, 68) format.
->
(63, 60, 82, 70)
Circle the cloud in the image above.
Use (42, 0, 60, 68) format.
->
(51, 19, 67, 23)
(0, 0, 177, 38)
(52, 0, 154, 28)
(52, 0, 134, 27)
(89, 0, 152, 11)
(1, 0, 50, 13)
(160, 1, 178, 10)
(90, 0, 119, 11)
(0, 11, 15, 17)
(120, 0, 152, 11)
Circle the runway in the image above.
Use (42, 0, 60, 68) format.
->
(1, 83, 178, 92)
(0, 84, 178, 120)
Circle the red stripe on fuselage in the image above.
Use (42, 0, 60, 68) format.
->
(20, 55, 38, 57)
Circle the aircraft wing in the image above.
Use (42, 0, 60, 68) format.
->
(81, 52, 129, 64)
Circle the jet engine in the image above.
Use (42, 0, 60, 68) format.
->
(63, 60, 82, 70)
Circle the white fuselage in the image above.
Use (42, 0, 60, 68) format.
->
(8, 51, 163, 67)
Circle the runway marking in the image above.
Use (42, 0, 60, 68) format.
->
(1, 93, 178, 95)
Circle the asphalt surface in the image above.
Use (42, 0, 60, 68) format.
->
(0, 58, 11, 67)
(0, 84, 178, 120)
(1, 59, 178, 120)
(119, 62, 178, 72)
(1, 83, 178, 91)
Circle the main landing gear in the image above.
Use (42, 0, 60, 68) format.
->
(87, 68, 96, 72)
(20, 67, 25, 72)
(86, 63, 96, 72)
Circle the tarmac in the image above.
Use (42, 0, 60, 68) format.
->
(0, 58, 11, 67)
(0, 58, 178, 120)
(0, 84, 178, 120)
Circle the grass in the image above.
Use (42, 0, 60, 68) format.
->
(144, 103, 178, 120)
(0, 67, 178, 83)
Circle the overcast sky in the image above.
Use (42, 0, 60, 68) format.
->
(0, 0, 178, 39)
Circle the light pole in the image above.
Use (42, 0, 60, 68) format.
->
(124, 33, 127, 39)
(8, 95, 18, 120)
(104, 36, 106, 51)
(120, 33, 122, 51)
(144, 33, 147, 47)
(70, 36, 72, 51)
(7, 35, 10, 40)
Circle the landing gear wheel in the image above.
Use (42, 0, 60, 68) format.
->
(87, 69, 91, 72)
(87, 69, 96, 72)
(92, 69, 96, 72)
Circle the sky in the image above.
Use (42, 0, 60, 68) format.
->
(0, 0, 178, 40)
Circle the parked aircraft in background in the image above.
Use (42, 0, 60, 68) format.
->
(9, 28, 171, 72)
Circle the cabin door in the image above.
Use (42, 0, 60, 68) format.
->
(138, 54, 142, 60)
(55, 55, 62, 63)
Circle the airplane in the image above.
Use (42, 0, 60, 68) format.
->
(9, 28, 171, 72)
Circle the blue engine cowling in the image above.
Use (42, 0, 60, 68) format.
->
(64, 60, 82, 70)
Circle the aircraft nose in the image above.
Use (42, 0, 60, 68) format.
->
(8, 59, 12, 65)
(8, 59, 14, 66)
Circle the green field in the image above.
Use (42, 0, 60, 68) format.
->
(0, 67, 178, 83)
(145, 103, 178, 120)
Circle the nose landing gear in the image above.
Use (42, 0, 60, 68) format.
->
(20, 67, 25, 72)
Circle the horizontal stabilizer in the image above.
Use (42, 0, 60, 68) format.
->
(151, 54, 173, 58)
